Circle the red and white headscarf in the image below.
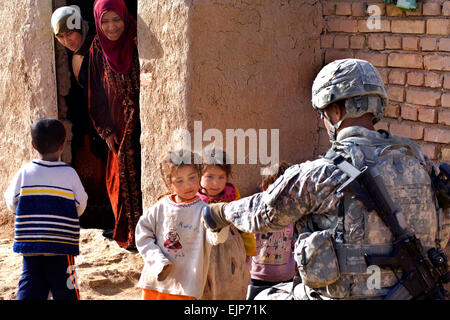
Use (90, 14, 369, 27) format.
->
(93, 0, 137, 74)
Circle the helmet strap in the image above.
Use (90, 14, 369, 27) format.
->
(321, 110, 343, 142)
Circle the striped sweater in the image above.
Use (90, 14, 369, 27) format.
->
(4, 160, 88, 256)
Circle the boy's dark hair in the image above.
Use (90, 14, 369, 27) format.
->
(260, 161, 291, 191)
(31, 118, 66, 154)
(201, 148, 232, 178)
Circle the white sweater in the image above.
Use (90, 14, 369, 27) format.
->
(135, 195, 229, 298)
(4, 160, 87, 256)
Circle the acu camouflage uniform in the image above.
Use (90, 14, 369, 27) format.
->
(223, 126, 449, 300)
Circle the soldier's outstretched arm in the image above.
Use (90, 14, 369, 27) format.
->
(204, 160, 347, 234)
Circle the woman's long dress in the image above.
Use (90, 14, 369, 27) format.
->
(88, 35, 142, 249)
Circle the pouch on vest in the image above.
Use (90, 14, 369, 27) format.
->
(295, 230, 340, 288)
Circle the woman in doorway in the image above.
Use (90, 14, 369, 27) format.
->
(88, 0, 142, 250)
(51, 6, 114, 232)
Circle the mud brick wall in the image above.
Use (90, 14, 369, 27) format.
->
(139, 0, 323, 206)
(318, 0, 450, 164)
(0, 0, 58, 234)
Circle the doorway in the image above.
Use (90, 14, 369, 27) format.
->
(55, 0, 138, 230)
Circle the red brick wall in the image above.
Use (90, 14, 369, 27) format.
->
(317, 0, 450, 164)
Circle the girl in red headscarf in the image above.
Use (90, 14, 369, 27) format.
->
(88, 0, 142, 250)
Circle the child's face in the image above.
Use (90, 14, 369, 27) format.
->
(201, 166, 227, 197)
(170, 165, 200, 202)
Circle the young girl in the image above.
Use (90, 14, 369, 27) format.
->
(247, 162, 298, 300)
(198, 149, 255, 300)
(135, 148, 229, 300)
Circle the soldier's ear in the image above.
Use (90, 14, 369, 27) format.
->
(324, 103, 344, 125)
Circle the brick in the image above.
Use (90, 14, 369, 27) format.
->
(334, 35, 349, 49)
(378, 68, 389, 85)
(390, 122, 424, 140)
(444, 75, 450, 89)
(323, 2, 336, 15)
(351, 3, 366, 17)
(368, 35, 385, 50)
(385, 36, 402, 49)
(443, 1, 450, 16)
(374, 120, 389, 131)
(424, 55, 450, 71)
(391, 20, 425, 34)
(407, 72, 424, 86)
(405, 2, 422, 16)
(355, 52, 388, 67)
(406, 88, 441, 107)
(388, 53, 423, 69)
(326, 18, 358, 33)
(386, 4, 403, 17)
(336, 2, 352, 16)
(402, 37, 419, 51)
(442, 93, 450, 108)
(401, 105, 418, 120)
(438, 38, 450, 52)
(419, 143, 439, 160)
(384, 104, 400, 118)
(424, 72, 443, 88)
(420, 38, 437, 51)
(438, 109, 450, 126)
(321, 34, 334, 48)
(388, 86, 405, 102)
(423, 3, 441, 16)
(427, 19, 450, 35)
(325, 49, 354, 64)
(424, 127, 450, 144)
(350, 35, 365, 49)
(443, 147, 450, 161)
(418, 107, 438, 124)
(358, 19, 390, 33)
(388, 69, 406, 85)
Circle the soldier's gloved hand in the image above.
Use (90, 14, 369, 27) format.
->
(202, 203, 229, 232)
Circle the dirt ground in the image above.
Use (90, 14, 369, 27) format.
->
(0, 229, 143, 300)
(0, 227, 449, 300)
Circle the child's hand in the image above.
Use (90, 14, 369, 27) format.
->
(157, 264, 173, 281)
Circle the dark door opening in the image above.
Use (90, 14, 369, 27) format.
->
(68, 0, 137, 22)
(58, 0, 138, 231)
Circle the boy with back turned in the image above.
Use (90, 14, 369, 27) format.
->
(4, 118, 88, 300)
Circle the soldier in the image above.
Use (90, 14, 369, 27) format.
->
(203, 59, 449, 300)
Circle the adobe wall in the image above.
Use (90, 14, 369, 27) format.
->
(0, 0, 58, 233)
(138, 0, 323, 209)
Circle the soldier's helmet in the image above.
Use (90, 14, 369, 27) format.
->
(311, 59, 388, 124)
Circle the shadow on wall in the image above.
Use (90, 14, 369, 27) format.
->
(183, 0, 323, 197)
(137, 14, 164, 77)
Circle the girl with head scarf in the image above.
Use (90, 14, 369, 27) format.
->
(52, 6, 114, 232)
(88, 0, 142, 250)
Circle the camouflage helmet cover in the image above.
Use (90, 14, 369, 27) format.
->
(311, 59, 388, 121)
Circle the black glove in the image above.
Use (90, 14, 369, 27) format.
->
(202, 203, 229, 232)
